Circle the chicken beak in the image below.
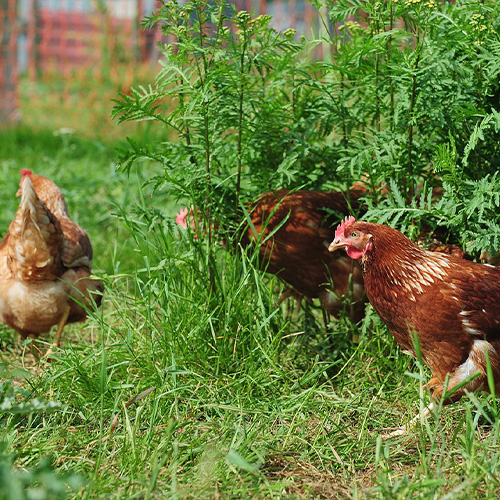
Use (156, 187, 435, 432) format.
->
(328, 239, 345, 253)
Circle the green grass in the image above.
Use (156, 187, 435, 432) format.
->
(18, 63, 159, 140)
(1, 128, 500, 499)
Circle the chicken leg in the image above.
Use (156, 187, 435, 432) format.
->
(44, 305, 71, 359)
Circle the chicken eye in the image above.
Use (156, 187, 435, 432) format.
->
(351, 231, 359, 238)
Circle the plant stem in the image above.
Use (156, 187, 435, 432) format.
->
(407, 31, 424, 198)
(340, 73, 349, 152)
(192, 0, 215, 293)
(387, 1, 394, 132)
(235, 35, 248, 220)
(373, 13, 381, 133)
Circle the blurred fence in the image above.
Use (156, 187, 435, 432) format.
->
(0, 0, 322, 133)
(1, 0, 18, 123)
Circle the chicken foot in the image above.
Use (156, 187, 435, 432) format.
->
(382, 402, 435, 438)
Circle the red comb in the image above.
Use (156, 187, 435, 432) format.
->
(175, 207, 189, 229)
(334, 215, 356, 239)
(20, 169, 32, 177)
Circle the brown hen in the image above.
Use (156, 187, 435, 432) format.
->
(330, 217, 500, 432)
(239, 190, 367, 322)
(0, 170, 103, 349)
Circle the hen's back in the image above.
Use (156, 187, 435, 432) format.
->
(241, 189, 366, 320)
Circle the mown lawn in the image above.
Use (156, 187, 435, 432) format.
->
(0, 127, 500, 499)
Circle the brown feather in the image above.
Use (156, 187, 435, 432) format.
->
(29, 174, 93, 269)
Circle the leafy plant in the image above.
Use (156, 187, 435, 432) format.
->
(113, 0, 308, 219)
(366, 109, 500, 256)
(114, 0, 500, 260)
(0, 453, 83, 500)
(0, 380, 65, 416)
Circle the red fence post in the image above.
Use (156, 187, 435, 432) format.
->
(138, 0, 147, 62)
(27, 0, 37, 80)
(0, 0, 20, 124)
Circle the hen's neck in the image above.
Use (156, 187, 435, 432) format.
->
(363, 233, 451, 298)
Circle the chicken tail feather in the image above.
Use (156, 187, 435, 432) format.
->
(8, 174, 63, 281)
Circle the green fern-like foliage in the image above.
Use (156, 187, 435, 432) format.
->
(365, 110, 500, 257)
(114, 0, 500, 258)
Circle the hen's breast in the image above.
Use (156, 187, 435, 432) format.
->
(0, 279, 71, 336)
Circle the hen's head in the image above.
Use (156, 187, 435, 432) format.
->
(18, 169, 32, 190)
(175, 205, 201, 238)
(329, 216, 373, 259)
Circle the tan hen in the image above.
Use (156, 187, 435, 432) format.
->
(0, 170, 103, 351)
